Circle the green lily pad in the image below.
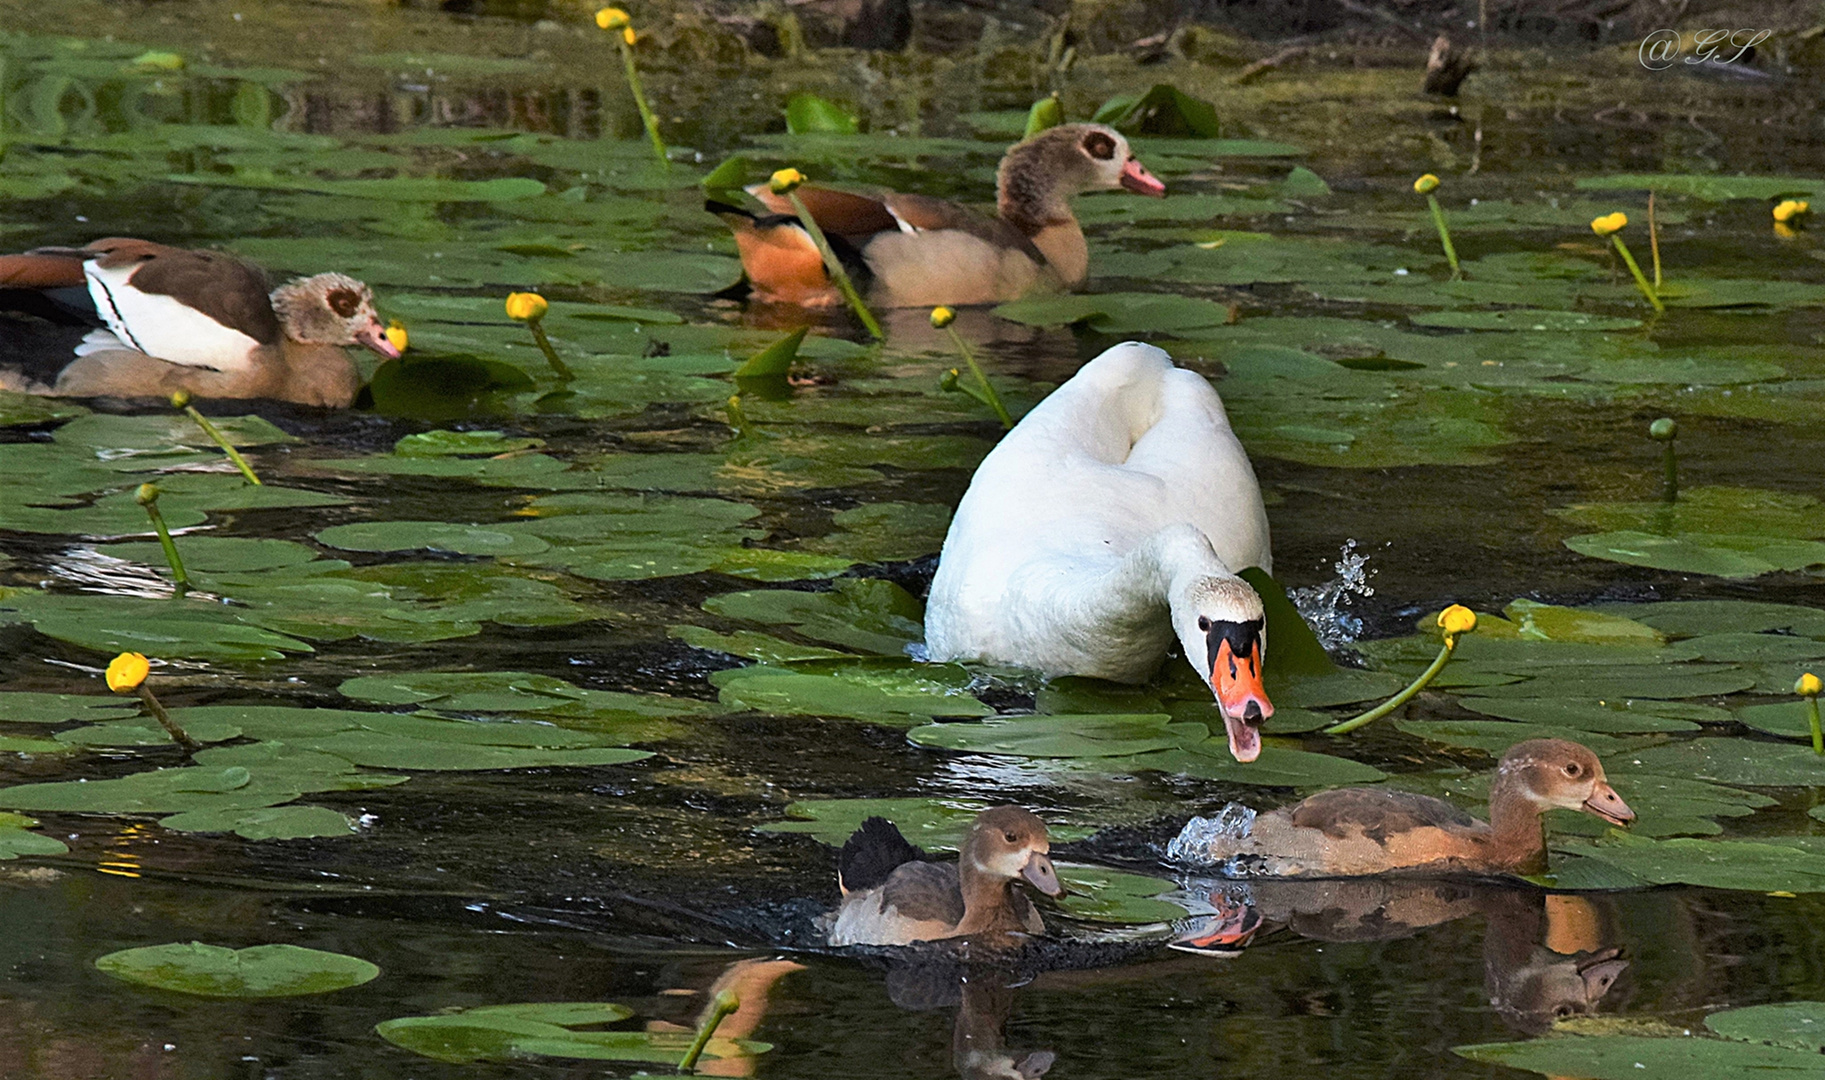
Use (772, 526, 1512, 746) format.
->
(158, 805, 356, 840)
(0, 692, 140, 725)
(702, 579, 924, 655)
(1552, 831, 1825, 892)
(104, 537, 320, 573)
(0, 823, 70, 859)
(1457, 698, 1705, 733)
(95, 942, 380, 998)
(908, 715, 1205, 758)
(314, 521, 552, 557)
(1564, 531, 1825, 578)
(1409, 310, 1643, 332)
(712, 663, 991, 726)
(1624, 738, 1825, 786)
(785, 93, 859, 135)
(1576, 173, 1825, 201)
(1055, 865, 1189, 922)
(669, 626, 852, 663)
(1093, 84, 1221, 138)
(1599, 600, 1825, 638)
(1736, 700, 1825, 740)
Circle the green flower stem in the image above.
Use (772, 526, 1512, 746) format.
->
(137, 491, 189, 592)
(1807, 695, 1822, 756)
(137, 684, 201, 755)
(943, 326, 1013, 429)
(1425, 193, 1461, 280)
(181, 405, 261, 485)
(677, 988, 740, 1072)
(1662, 440, 1678, 503)
(784, 190, 884, 340)
(1324, 635, 1460, 735)
(1648, 190, 1662, 288)
(525, 317, 576, 381)
(616, 33, 667, 167)
(1609, 234, 1664, 312)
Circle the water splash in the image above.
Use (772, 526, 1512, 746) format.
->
(1289, 539, 1376, 649)
(1165, 802, 1256, 867)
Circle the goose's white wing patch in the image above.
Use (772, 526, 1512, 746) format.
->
(74, 328, 128, 357)
(84, 261, 261, 372)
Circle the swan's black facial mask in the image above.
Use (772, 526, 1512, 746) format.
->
(1205, 618, 1270, 763)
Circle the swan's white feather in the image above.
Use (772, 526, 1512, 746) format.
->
(925, 341, 1271, 681)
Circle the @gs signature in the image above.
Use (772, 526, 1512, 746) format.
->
(1639, 28, 1772, 70)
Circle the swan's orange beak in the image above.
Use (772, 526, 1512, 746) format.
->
(1212, 638, 1271, 763)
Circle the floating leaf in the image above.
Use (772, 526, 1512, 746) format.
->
(785, 93, 859, 135)
(733, 328, 806, 379)
(1092, 84, 1220, 138)
(711, 663, 990, 725)
(1055, 865, 1188, 922)
(1410, 310, 1643, 332)
(314, 521, 552, 557)
(96, 943, 379, 998)
(158, 805, 356, 840)
(908, 714, 1204, 758)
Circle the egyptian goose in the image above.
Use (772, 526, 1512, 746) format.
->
(825, 806, 1062, 946)
(1166, 739, 1636, 878)
(923, 341, 1275, 762)
(709, 123, 1165, 308)
(0, 238, 398, 407)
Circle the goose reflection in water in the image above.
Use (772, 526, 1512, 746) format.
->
(1168, 878, 1627, 1034)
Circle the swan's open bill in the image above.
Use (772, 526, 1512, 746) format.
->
(924, 341, 1275, 761)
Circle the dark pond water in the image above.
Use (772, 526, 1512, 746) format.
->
(3, 1, 1825, 1076)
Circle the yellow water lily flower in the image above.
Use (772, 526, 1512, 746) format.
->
(596, 7, 631, 30)
(930, 306, 956, 329)
(1590, 212, 1628, 236)
(106, 653, 150, 693)
(769, 168, 805, 195)
(505, 292, 549, 322)
(1799, 673, 1823, 697)
(1437, 604, 1477, 636)
(1413, 174, 1440, 195)
(385, 320, 409, 353)
(1774, 199, 1810, 223)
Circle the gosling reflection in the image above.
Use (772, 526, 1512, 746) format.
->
(881, 961, 1056, 1080)
(1169, 878, 1627, 1033)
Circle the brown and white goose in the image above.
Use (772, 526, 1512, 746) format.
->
(709, 123, 1165, 308)
(826, 806, 1063, 947)
(1167, 739, 1635, 878)
(0, 238, 399, 407)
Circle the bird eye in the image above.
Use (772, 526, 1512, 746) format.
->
(1564, 763, 1581, 777)
(1197, 616, 1211, 632)
(1003, 831, 1019, 843)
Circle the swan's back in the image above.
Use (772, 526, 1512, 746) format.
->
(926, 342, 1270, 666)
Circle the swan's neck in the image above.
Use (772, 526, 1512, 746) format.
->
(1039, 524, 1236, 680)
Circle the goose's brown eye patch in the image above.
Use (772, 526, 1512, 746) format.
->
(1004, 831, 1019, 843)
(325, 288, 362, 318)
(1082, 131, 1116, 161)
(1565, 762, 1581, 777)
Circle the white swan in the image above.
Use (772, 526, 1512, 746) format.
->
(925, 341, 1275, 762)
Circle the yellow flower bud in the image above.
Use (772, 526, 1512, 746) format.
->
(596, 7, 631, 30)
(106, 652, 150, 693)
(385, 320, 409, 354)
(134, 483, 159, 506)
(1413, 174, 1440, 195)
(1774, 199, 1810, 223)
(1776, 222, 1799, 240)
(930, 306, 956, 329)
(505, 292, 549, 322)
(1437, 604, 1477, 637)
(169, 390, 191, 409)
(769, 168, 805, 195)
(1590, 212, 1628, 236)
(1798, 673, 1823, 697)
(622, 27, 636, 45)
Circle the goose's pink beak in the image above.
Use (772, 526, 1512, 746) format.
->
(1120, 158, 1166, 197)
(355, 318, 402, 360)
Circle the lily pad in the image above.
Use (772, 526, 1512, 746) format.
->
(1409, 310, 1643, 332)
(158, 805, 356, 840)
(908, 715, 1205, 758)
(712, 664, 991, 726)
(1055, 865, 1189, 922)
(95, 942, 380, 998)
(314, 521, 552, 558)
